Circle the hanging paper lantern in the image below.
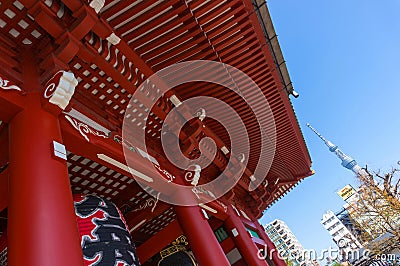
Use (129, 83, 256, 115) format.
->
(0, 232, 7, 265)
(73, 194, 141, 266)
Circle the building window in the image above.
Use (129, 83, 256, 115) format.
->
(214, 226, 229, 243)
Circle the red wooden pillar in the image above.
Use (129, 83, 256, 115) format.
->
(253, 217, 287, 266)
(7, 93, 83, 265)
(174, 205, 230, 266)
(224, 205, 269, 266)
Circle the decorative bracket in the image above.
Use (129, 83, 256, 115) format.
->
(237, 153, 245, 163)
(0, 75, 23, 93)
(192, 186, 216, 201)
(44, 71, 77, 110)
(65, 115, 108, 142)
(195, 108, 206, 121)
(130, 192, 160, 213)
(185, 164, 201, 186)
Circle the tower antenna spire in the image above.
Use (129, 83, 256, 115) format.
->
(306, 123, 327, 142)
(306, 123, 363, 175)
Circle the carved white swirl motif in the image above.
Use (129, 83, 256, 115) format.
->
(65, 115, 108, 142)
(185, 164, 201, 186)
(154, 164, 175, 183)
(185, 172, 193, 180)
(237, 153, 245, 163)
(44, 71, 77, 110)
(195, 108, 206, 121)
(0, 76, 22, 92)
(131, 192, 160, 213)
(44, 83, 56, 98)
(122, 60, 277, 205)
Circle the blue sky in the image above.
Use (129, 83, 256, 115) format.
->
(259, 0, 400, 254)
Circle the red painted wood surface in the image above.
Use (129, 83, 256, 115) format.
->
(8, 97, 83, 265)
(175, 204, 230, 266)
(0, 1, 313, 265)
(224, 205, 269, 266)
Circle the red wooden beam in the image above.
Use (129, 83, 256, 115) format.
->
(0, 88, 25, 119)
(22, 0, 65, 39)
(76, 38, 251, 190)
(200, 201, 229, 221)
(115, 1, 182, 34)
(125, 201, 171, 233)
(220, 237, 236, 254)
(79, 4, 262, 195)
(136, 219, 183, 263)
(60, 115, 125, 166)
(135, 19, 199, 55)
(60, 116, 176, 196)
(16, 0, 308, 213)
(224, 204, 268, 266)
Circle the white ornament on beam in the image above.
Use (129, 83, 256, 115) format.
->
(106, 32, 121, 45)
(0, 76, 22, 92)
(88, 0, 105, 13)
(65, 115, 108, 142)
(44, 71, 77, 110)
(185, 164, 201, 186)
(131, 192, 160, 213)
(195, 108, 206, 121)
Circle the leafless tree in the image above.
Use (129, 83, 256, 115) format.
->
(348, 163, 400, 254)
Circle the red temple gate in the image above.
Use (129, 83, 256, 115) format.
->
(0, 0, 312, 265)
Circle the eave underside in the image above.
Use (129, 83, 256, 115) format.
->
(0, 0, 312, 244)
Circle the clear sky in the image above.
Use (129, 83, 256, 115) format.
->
(259, 0, 400, 255)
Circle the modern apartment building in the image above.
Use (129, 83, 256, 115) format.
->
(321, 210, 363, 255)
(265, 220, 310, 266)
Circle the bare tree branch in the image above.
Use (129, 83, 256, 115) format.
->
(347, 163, 400, 254)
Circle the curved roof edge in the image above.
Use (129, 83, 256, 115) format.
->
(253, 0, 312, 171)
